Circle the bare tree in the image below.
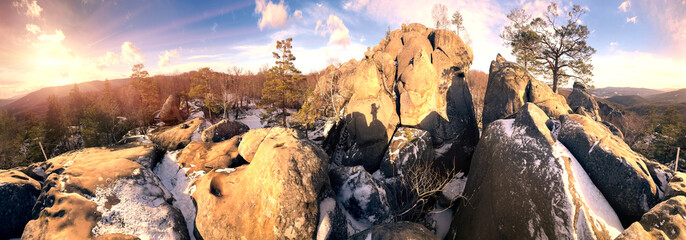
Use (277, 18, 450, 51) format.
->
(432, 4, 450, 30)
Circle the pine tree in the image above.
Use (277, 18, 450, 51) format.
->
(130, 64, 159, 130)
(44, 95, 68, 158)
(189, 67, 221, 120)
(69, 84, 85, 126)
(259, 38, 305, 127)
(98, 79, 121, 144)
(293, 88, 317, 136)
(0, 110, 24, 168)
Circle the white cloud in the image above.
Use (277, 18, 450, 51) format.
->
(37, 30, 65, 43)
(594, 50, 686, 89)
(343, 0, 369, 11)
(294, 10, 303, 20)
(636, 0, 686, 55)
(97, 51, 119, 69)
(211, 23, 218, 33)
(360, 36, 366, 42)
(314, 20, 325, 36)
(626, 16, 637, 23)
(618, 1, 631, 12)
(121, 41, 146, 64)
(158, 48, 181, 67)
(324, 15, 351, 46)
(610, 42, 618, 47)
(12, 0, 42, 17)
(25, 24, 41, 34)
(255, 0, 289, 30)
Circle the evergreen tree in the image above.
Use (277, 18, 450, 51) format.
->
(189, 67, 221, 120)
(44, 95, 68, 158)
(22, 112, 45, 164)
(501, 2, 596, 92)
(259, 38, 305, 127)
(293, 88, 317, 136)
(130, 64, 159, 130)
(98, 79, 122, 144)
(451, 11, 464, 34)
(68, 83, 85, 126)
(0, 110, 24, 169)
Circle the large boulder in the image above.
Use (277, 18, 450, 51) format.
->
(377, 127, 434, 178)
(200, 119, 249, 143)
(176, 136, 242, 172)
(330, 166, 391, 227)
(449, 103, 623, 239)
(482, 54, 571, 126)
(237, 128, 272, 163)
(191, 127, 329, 239)
(159, 93, 185, 125)
(149, 117, 207, 151)
(616, 196, 686, 239)
(0, 169, 41, 238)
(23, 145, 189, 240)
(349, 222, 438, 240)
(558, 113, 659, 224)
(567, 82, 602, 121)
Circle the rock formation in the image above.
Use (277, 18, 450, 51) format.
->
(616, 196, 686, 239)
(175, 136, 243, 172)
(200, 119, 249, 143)
(450, 103, 623, 239)
(0, 170, 41, 238)
(349, 222, 438, 240)
(149, 117, 208, 151)
(159, 93, 186, 125)
(567, 82, 602, 121)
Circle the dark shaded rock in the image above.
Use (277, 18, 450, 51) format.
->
(449, 103, 623, 239)
(200, 119, 249, 143)
(567, 82, 602, 121)
(602, 121, 624, 139)
(329, 165, 390, 226)
(0, 169, 41, 238)
(558, 114, 659, 224)
(377, 127, 434, 178)
(350, 222, 438, 240)
(159, 93, 185, 125)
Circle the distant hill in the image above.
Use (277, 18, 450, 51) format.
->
(589, 87, 664, 98)
(0, 99, 13, 107)
(605, 95, 648, 106)
(1, 78, 131, 116)
(645, 89, 686, 104)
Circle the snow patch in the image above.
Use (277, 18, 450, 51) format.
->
(152, 151, 201, 240)
(237, 108, 266, 129)
(316, 197, 337, 240)
(429, 205, 454, 239)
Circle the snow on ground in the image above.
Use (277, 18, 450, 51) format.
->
(428, 204, 454, 239)
(552, 141, 624, 238)
(153, 151, 203, 240)
(190, 120, 212, 142)
(236, 108, 266, 129)
(89, 167, 186, 240)
(316, 197, 337, 240)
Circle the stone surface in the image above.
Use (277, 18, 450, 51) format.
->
(176, 136, 242, 172)
(377, 127, 434, 178)
(567, 82, 602, 121)
(482, 54, 571, 126)
(329, 166, 390, 226)
(159, 93, 185, 125)
(616, 196, 686, 239)
(23, 145, 189, 240)
(149, 117, 207, 151)
(349, 222, 438, 240)
(449, 103, 623, 239)
(191, 127, 329, 240)
(558, 113, 659, 224)
(200, 119, 249, 143)
(0, 169, 41, 238)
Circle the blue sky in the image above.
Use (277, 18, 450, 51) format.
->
(1, 0, 685, 98)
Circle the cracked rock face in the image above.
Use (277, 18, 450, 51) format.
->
(191, 127, 329, 240)
(322, 23, 478, 174)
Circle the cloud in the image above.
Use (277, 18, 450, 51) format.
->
(324, 15, 351, 46)
(121, 41, 146, 64)
(25, 24, 41, 34)
(635, 0, 686, 55)
(343, 0, 369, 11)
(626, 16, 637, 23)
(97, 51, 119, 69)
(314, 20, 324, 36)
(211, 23, 218, 33)
(158, 48, 181, 67)
(12, 0, 42, 17)
(38, 30, 65, 43)
(255, 0, 289, 30)
(618, 1, 631, 12)
(294, 10, 303, 20)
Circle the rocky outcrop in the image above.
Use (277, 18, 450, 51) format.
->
(450, 103, 623, 239)
(176, 136, 242, 172)
(567, 82, 602, 121)
(377, 127, 434, 178)
(0, 169, 41, 238)
(349, 222, 438, 240)
(324, 23, 478, 174)
(191, 127, 329, 239)
(558, 114, 659, 223)
(23, 145, 188, 240)
(616, 196, 686, 239)
(149, 117, 207, 151)
(237, 127, 271, 163)
(159, 93, 185, 125)
(482, 54, 571, 126)
(200, 119, 249, 143)
(330, 166, 391, 227)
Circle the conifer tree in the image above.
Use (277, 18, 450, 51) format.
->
(190, 67, 221, 120)
(130, 64, 159, 130)
(260, 38, 305, 127)
(44, 95, 68, 158)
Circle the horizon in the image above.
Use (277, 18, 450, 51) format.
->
(1, 0, 685, 99)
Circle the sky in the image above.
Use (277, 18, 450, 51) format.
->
(0, 0, 685, 98)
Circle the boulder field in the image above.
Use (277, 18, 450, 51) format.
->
(3, 23, 686, 240)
